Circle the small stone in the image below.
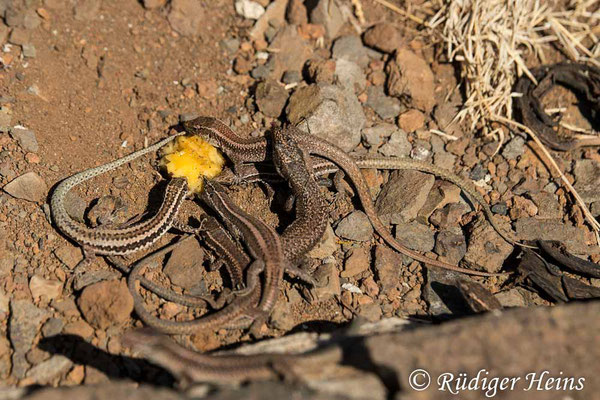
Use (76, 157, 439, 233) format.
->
(376, 170, 435, 223)
(357, 302, 382, 322)
(398, 109, 425, 132)
(9, 128, 38, 152)
(269, 302, 295, 331)
(22, 43, 36, 58)
(341, 247, 370, 278)
(509, 196, 538, 219)
(54, 245, 83, 269)
(286, 84, 365, 152)
(10, 300, 51, 379)
(573, 160, 600, 203)
(491, 202, 508, 215)
(219, 37, 240, 54)
(433, 151, 456, 170)
(363, 23, 403, 53)
(143, 0, 167, 9)
(0, 24, 8, 45)
(433, 103, 462, 137)
(3, 172, 48, 202)
(282, 70, 301, 84)
(365, 86, 401, 120)
(424, 269, 469, 316)
(267, 25, 312, 79)
(305, 58, 336, 84)
(250, 64, 272, 80)
(334, 59, 366, 93)
(494, 288, 527, 308)
(307, 224, 338, 259)
(309, 0, 344, 39)
(331, 35, 370, 68)
(386, 48, 436, 113)
(286, 0, 308, 25)
(379, 130, 411, 158)
(9, 28, 30, 45)
(25, 355, 72, 385)
(74, 0, 101, 21)
(501, 136, 526, 160)
(254, 79, 288, 117)
(78, 279, 133, 329)
(62, 319, 95, 338)
(312, 262, 341, 299)
(434, 230, 467, 264)
(235, 0, 265, 19)
(394, 221, 435, 253)
(42, 317, 65, 337)
(464, 223, 514, 273)
(362, 124, 396, 150)
(335, 211, 374, 242)
(29, 275, 63, 300)
(168, 0, 205, 36)
(514, 218, 590, 254)
(418, 181, 461, 222)
(163, 239, 205, 290)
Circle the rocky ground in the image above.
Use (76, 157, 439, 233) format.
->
(0, 0, 598, 398)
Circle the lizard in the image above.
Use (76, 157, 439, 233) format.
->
(184, 117, 508, 276)
(127, 126, 330, 333)
(50, 132, 188, 268)
(122, 327, 342, 387)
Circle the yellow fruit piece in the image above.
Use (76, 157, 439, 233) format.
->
(160, 135, 225, 193)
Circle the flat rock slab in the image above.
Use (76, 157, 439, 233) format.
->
(3, 172, 47, 202)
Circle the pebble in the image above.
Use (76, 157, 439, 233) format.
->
(573, 159, 600, 203)
(433, 151, 456, 170)
(42, 317, 65, 337)
(334, 59, 366, 94)
(9, 28, 30, 45)
(494, 288, 527, 308)
(386, 48, 436, 113)
(434, 230, 467, 264)
(143, 0, 167, 9)
(491, 202, 508, 215)
(282, 70, 301, 84)
(341, 247, 370, 278)
(363, 23, 403, 53)
(267, 25, 312, 79)
(254, 79, 288, 117)
(219, 37, 240, 54)
(163, 238, 205, 290)
(29, 275, 63, 301)
(287, 84, 365, 153)
(168, 0, 206, 36)
(357, 303, 382, 322)
(312, 262, 341, 299)
(398, 109, 425, 132)
(286, 0, 307, 25)
(394, 221, 435, 253)
(250, 64, 272, 80)
(3, 172, 48, 202)
(375, 170, 435, 224)
(9, 300, 51, 379)
(53, 245, 83, 269)
(331, 35, 371, 68)
(379, 130, 411, 158)
(306, 58, 336, 84)
(309, 0, 344, 39)
(514, 218, 589, 254)
(269, 302, 295, 331)
(362, 124, 396, 150)
(10, 127, 38, 153)
(464, 223, 513, 273)
(0, 25, 8, 45)
(433, 103, 462, 137)
(307, 223, 338, 259)
(501, 136, 526, 160)
(335, 211, 374, 242)
(22, 43, 36, 58)
(78, 279, 133, 329)
(365, 86, 401, 120)
(235, 0, 265, 19)
(24, 355, 72, 385)
(62, 319, 95, 339)
(424, 269, 470, 316)
(73, 0, 101, 21)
